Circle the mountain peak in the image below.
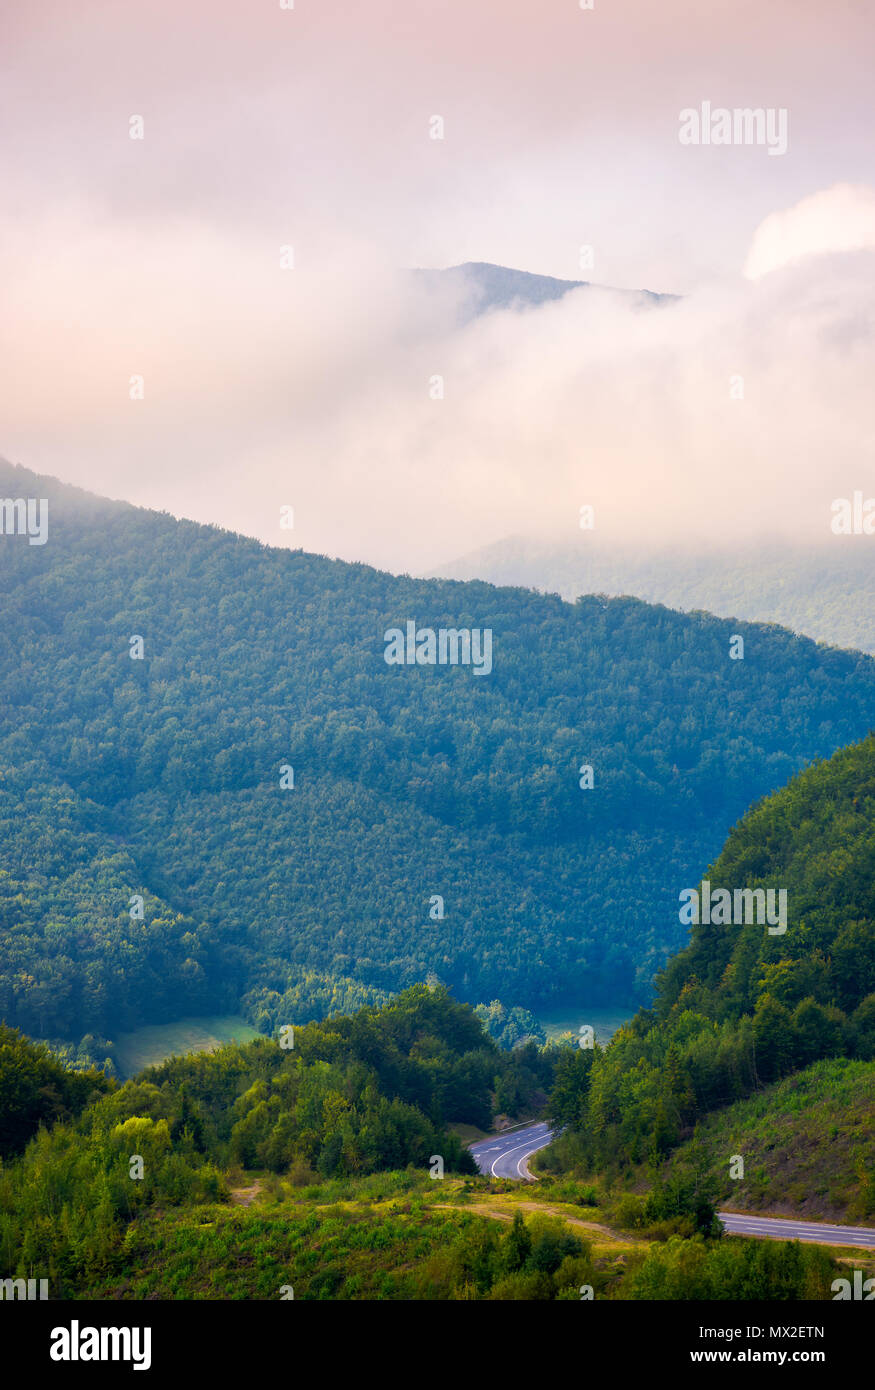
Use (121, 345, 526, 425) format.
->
(411, 261, 675, 320)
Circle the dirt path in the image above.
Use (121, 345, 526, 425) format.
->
(230, 1180, 264, 1207)
(438, 1198, 639, 1243)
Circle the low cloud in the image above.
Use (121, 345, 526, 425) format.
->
(1, 190, 873, 573)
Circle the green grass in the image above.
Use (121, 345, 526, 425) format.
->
(114, 1014, 261, 1077)
(537, 1005, 633, 1045)
(668, 1058, 875, 1223)
(81, 1200, 498, 1300)
(78, 1182, 847, 1301)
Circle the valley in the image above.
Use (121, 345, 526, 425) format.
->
(3, 0, 873, 1340)
(2, 468, 874, 1310)
(113, 1015, 261, 1078)
(3, 460, 875, 1047)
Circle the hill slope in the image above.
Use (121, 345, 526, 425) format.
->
(544, 733, 875, 1204)
(667, 1058, 875, 1222)
(657, 732, 875, 1025)
(0, 994, 841, 1303)
(2, 460, 875, 1040)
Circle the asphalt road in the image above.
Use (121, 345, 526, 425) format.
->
(469, 1120, 554, 1180)
(469, 1123, 875, 1248)
(718, 1210, 875, 1248)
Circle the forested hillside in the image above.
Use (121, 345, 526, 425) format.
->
(2, 459, 875, 1042)
(0, 990, 841, 1302)
(0, 987, 554, 1296)
(544, 733, 875, 1190)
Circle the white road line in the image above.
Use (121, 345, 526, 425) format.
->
(718, 1212, 875, 1245)
(516, 1137, 553, 1178)
(490, 1130, 552, 1177)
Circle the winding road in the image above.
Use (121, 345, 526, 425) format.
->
(469, 1123, 875, 1248)
(468, 1120, 554, 1179)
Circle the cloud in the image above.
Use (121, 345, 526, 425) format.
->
(2, 191, 873, 574)
(744, 184, 875, 279)
(3, 1, 874, 294)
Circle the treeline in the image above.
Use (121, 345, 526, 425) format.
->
(0, 1024, 112, 1158)
(437, 535, 875, 656)
(3, 460, 875, 1038)
(148, 985, 545, 1173)
(545, 734, 875, 1171)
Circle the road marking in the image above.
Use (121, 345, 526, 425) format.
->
(718, 1212, 875, 1246)
(471, 1138, 875, 1242)
(517, 1137, 553, 1178)
(489, 1129, 553, 1178)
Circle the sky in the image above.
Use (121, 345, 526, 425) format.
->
(1, 0, 873, 572)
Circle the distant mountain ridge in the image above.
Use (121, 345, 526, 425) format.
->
(412, 261, 676, 321)
(432, 534, 875, 656)
(2, 459, 875, 1046)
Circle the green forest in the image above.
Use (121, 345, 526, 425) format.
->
(0, 985, 559, 1295)
(2, 464, 875, 1304)
(541, 733, 875, 1202)
(3, 460, 875, 1049)
(0, 988, 847, 1301)
(3, 734, 874, 1300)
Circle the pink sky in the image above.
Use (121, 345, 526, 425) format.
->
(1, 1, 873, 569)
(3, 0, 872, 287)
